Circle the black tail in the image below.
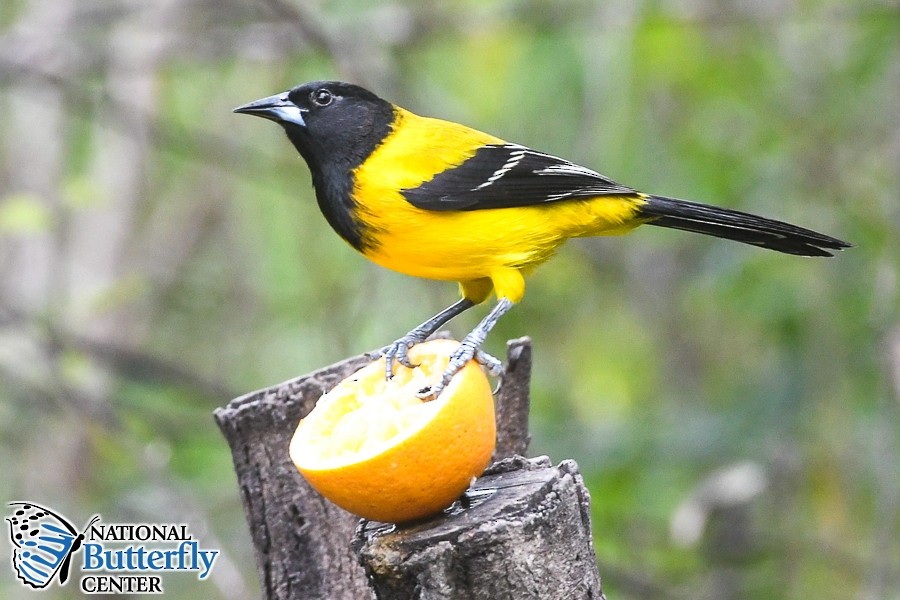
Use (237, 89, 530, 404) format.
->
(638, 195, 851, 257)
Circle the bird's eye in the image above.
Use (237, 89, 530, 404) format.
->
(312, 89, 333, 107)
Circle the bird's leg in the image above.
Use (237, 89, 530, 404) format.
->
(426, 297, 514, 398)
(381, 298, 476, 379)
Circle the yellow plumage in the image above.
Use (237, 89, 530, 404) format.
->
(353, 107, 647, 303)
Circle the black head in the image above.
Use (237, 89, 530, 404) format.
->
(234, 81, 394, 251)
(234, 81, 394, 174)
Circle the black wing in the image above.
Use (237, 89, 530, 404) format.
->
(401, 144, 637, 211)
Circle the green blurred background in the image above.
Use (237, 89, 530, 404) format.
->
(1, 0, 897, 598)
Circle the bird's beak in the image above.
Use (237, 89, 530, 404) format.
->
(233, 93, 307, 127)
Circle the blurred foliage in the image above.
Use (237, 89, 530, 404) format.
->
(1, 0, 898, 598)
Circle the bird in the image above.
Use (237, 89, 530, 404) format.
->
(234, 81, 850, 397)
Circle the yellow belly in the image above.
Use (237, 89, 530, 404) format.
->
(360, 197, 643, 283)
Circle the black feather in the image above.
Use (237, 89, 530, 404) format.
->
(281, 81, 395, 251)
(639, 195, 852, 256)
(402, 144, 636, 211)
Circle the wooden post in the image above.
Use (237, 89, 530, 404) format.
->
(354, 456, 604, 600)
(214, 350, 371, 599)
(214, 338, 605, 599)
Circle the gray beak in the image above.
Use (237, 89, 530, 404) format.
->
(233, 93, 307, 127)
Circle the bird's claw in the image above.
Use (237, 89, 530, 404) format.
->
(426, 344, 502, 399)
(380, 336, 423, 379)
(475, 350, 503, 376)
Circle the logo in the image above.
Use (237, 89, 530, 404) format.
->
(5, 501, 218, 594)
(6, 502, 98, 588)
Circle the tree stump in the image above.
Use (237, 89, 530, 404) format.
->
(214, 349, 372, 599)
(214, 337, 604, 599)
(355, 456, 604, 600)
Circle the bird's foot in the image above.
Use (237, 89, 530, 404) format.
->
(380, 335, 500, 391)
(380, 333, 426, 380)
(378, 298, 479, 380)
(422, 340, 501, 399)
(475, 350, 503, 377)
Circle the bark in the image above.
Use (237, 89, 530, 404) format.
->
(214, 351, 372, 600)
(354, 456, 604, 600)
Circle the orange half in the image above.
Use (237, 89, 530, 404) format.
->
(289, 338, 497, 523)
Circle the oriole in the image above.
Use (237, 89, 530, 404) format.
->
(235, 81, 850, 396)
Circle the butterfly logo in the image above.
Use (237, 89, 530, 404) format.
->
(5, 502, 99, 589)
